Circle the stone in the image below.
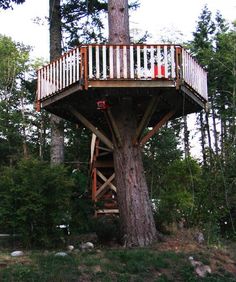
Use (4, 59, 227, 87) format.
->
(189, 256, 211, 278)
(55, 252, 68, 257)
(196, 232, 204, 244)
(67, 245, 74, 251)
(80, 242, 94, 251)
(10, 251, 24, 257)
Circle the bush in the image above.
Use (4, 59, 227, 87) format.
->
(0, 158, 74, 248)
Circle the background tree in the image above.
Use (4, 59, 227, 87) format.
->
(0, 0, 25, 10)
(49, 0, 65, 165)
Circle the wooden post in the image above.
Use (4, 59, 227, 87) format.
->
(69, 106, 114, 150)
(140, 110, 176, 146)
(133, 95, 161, 145)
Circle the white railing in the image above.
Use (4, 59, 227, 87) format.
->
(37, 47, 81, 100)
(87, 44, 178, 80)
(182, 49, 208, 100)
(37, 44, 208, 104)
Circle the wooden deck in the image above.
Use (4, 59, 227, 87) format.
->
(37, 44, 208, 129)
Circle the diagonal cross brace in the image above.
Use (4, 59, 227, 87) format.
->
(133, 95, 161, 145)
(69, 106, 114, 151)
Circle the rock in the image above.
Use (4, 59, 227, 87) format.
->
(92, 265, 102, 273)
(55, 252, 68, 257)
(10, 251, 24, 257)
(195, 265, 211, 277)
(80, 242, 94, 251)
(196, 232, 204, 244)
(189, 256, 202, 267)
(189, 256, 211, 278)
(67, 245, 74, 251)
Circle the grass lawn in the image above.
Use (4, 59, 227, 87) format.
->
(0, 230, 235, 281)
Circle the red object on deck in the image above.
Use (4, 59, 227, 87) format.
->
(97, 100, 110, 110)
(154, 65, 165, 77)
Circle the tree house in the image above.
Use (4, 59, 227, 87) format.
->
(37, 44, 208, 215)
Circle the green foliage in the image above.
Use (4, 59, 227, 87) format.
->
(0, 0, 25, 10)
(69, 167, 94, 234)
(155, 158, 202, 226)
(0, 159, 74, 248)
(143, 126, 182, 199)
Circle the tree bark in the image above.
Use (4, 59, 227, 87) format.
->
(199, 112, 207, 166)
(108, 0, 157, 247)
(112, 98, 157, 247)
(49, 0, 64, 165)
(183, 115, 190, 158)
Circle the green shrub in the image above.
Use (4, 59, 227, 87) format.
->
(0, 158, 74, 248)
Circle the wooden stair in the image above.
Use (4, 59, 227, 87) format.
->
(90, 134, 119, 216)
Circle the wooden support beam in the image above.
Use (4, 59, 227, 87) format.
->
(69, 106, 114, 150)
(97, 146, 113, 152)
(133, 96, 161, 145)
(105, 108, 122, 147)
(140, 110, 176, 146)
(97, 170, 116, 192)
(92, 168, 97, 201)
(95, 172, 116, 199)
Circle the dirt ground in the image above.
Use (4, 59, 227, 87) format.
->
(154, 228, 236, 277)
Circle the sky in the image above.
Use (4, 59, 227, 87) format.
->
(0, 0, 235, 60)
(0, 0, 235, 158)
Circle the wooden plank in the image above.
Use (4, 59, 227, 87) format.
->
(102, 45, 107, 79)
(133, 96, 161, 145)
(171, 46, 175, 78)
(88, 45, 93, 79)
(116, 46, 120, 79)
(106, 108, 122, 147)
(140, 110, 176, 146)
(137, 46, 141, 78)
(150, 46, 154, 79)
(109, 46, 114, 79)
(96, 172, 116, 198)
(90, 133, 97, 164)
(96, 209, 119, 215)
(77, 47, 80, 81)
(97, 146, 113, 152)
(92, 168, 97, 201)
(143, 46, 148, 78)
(97, 170, 116, 191)
(69, 53, 72, 85)
(123, 46, 127, 78)
(96, 45, 100, 79)
(69, 106, 114, 150)
(157, 46, 161, 78)
(164, 45, 168, 78)
(88, 79, 175, 88)
(130, 45, 134, 79)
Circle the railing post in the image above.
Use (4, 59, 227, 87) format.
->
(81, 46, 88, 90)
(36, 70, 41, 112)
(175, 46, 182, 90)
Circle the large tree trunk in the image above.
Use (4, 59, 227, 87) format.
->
(112, 98, 157, 247)
(49, 0, 64, 164)
(108, 0, 157, 247)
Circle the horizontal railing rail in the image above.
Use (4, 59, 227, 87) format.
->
(37, 44, 208, 106)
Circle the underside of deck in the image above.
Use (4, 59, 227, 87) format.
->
(41, 80, 204, 131)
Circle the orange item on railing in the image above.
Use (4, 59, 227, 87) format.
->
(154, 65, 165, 77)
